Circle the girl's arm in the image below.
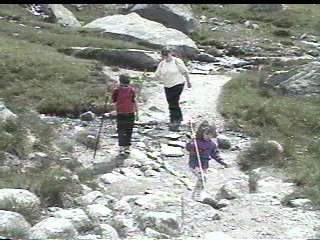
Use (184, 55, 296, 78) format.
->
(210, 139, 228, 167)
(186, 141, 195, 152)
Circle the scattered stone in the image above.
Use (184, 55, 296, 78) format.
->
(0, 210, 31, 239)
(161, 145, 184, 157)
(94, 223, 120, 239)
(80, 111, 95, 121)
(74, 191, 114, 206)
(288, 198, 312, 208)
(51, 209, 91, 231)
(165, 133, 181, 140)
(168, 140, 186, 148)
(85, 204, 113, 223)
(138, 211, 180, 236)
(112, 200, 132, 214)
(0, 188, 41, 219)
(216, 179, 249, 200)
(217, 135, 232, 149)
(145, 227, 171, 239)
(29, 217, 78, 240)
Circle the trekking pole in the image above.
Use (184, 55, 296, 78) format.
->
(189, 119, 206, 189)
(93, 86, 111, 160)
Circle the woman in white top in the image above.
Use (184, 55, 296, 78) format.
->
(154, 48, 192, 131)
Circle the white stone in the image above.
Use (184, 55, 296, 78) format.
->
(29, 217, 78, 240)
(0, 188, 41, 218)
(85, 204, 113, 223)
(161, 145, 184, 157)
(0, 210, 31, 239)
(94, 223, 120, 239)
(52, 208, 91, 231)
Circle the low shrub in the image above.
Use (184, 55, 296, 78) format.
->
(238, 139, 285, 171)
(272, 29, 291, 37)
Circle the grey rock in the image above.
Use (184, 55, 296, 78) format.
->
(29, 217, 78, 240)
(126, 4, 197, 34)
(48, 4, 82, 27)
(216, 179, 249, 200)
(83, 13, 198, 57)
(161, 145, 184, 157)
(0, 188, 41, 219)
(217, 135, 232, 149)
(138, 211, 180, 236)
(59, 47, 161, 71)
(94, 223, 120, 239)
(51, 209, 91, 231)
(0, 210, 30, 239)
(0, 102, 17, 123)
(84, 204, 113, 223)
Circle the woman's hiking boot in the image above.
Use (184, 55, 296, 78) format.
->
(169, 120, 181, 132)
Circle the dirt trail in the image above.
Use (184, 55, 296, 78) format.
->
(77, 70, 319, 239)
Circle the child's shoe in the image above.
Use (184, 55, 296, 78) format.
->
(221, 162, 228, 168)
(191, 191, 202, 202)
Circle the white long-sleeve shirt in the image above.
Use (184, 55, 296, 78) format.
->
(154, 57, 189, 88)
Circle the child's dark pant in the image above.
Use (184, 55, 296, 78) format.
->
(116, 113, 135, 147)
(164, 83, 184, 123)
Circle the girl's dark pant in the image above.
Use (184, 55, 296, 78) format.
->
(164, 83, 184, 123)
(116, 113, 135, 147)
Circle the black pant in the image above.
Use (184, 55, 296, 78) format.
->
(164, 83, 184, 123)
(116, 113, 135, 147)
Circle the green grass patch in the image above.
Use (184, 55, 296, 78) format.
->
(0, 35, 112, 116)
(0, 20, 149, 50)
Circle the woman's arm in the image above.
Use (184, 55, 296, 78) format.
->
(175, 58, 191, 88)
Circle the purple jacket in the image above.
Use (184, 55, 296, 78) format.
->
(186, 138, 222, 169)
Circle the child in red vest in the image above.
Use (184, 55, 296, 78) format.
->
(111, 74, 139, 154)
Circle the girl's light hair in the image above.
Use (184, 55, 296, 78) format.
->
(196, 120, 217, 139)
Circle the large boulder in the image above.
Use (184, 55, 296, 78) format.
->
(0, 189, 41, 219)
(0, 210, 31, 239)
(265, 61, 320, 95)
(83, 13, 198, 57)
(48, 4, 82, 27)
(125, 4, 197, 34)
(58, 47, 161, 71)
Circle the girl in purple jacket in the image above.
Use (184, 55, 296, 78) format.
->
(186, 120, 228, 201)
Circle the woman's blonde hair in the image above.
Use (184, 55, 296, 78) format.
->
(196, 120, 217, 139)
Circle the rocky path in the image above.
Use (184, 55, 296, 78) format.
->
(74, 70, 320, 239)
(138, 73, 320, 239)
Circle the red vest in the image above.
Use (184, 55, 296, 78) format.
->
(112, 87, 135, 113)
